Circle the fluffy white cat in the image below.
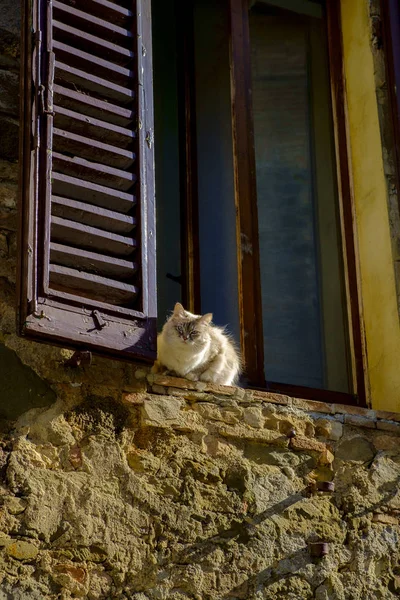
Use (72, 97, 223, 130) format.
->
(152, 303, 241, 386)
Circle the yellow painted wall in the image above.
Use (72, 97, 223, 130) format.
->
(341, 0, 400, 411)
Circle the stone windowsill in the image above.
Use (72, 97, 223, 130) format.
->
(126, 373, 400, 435)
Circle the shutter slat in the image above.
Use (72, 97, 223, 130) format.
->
(57, 0, 133, 26)
(50, 242, 137, 279)
(52, 173, 136, 213)
(53, 1, 132, 46)
(51, 195, 136, 234)
(53, 128, 135, 170)
(52, 152, 136, 192)
(54, 85, 133, 126)
(53, 20, 133, 66)
(51, 216, 136, 256)
(53, 41, 133, 86)
(49, 264, 139, 305)
(54, 106, 134, 149)
(55, 61, 133, 105)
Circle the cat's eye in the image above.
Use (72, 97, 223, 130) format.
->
(190, 331, 199, 338)
(175, 325, 183, 334)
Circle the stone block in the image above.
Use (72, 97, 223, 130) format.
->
(0, 69, 19, 116)
(6, 541, 38, 560)
(344, 414, 376, 429)
(315, 419, 343, 441)
(0, 181, 17, 209)
(335, 436, 375, 463)
(141, 396, 183, 425)
(373, 434, 400, 451)
(243, 406, 264, 428)
(0, 207, 17, 231)
(0, 116, 18, 160)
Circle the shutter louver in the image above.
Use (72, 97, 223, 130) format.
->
(18, 0, 157, 360)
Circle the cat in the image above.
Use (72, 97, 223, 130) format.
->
(152, 303, 241, 386)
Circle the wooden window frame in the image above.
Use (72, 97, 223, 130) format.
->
(228, 0, 367, 406)
(17, 0, 157, 362)
(175, 0, 367, 405)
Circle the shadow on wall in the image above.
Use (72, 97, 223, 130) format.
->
(0, 344, 56, 420)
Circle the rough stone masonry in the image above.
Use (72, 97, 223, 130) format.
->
(0, 0, 400, 596)
(0, 372, 399, 599)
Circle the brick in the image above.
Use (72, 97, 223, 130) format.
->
(333, 404, 376, 419)
(290, 435, 327, 454)
(372, 513, 399, 525)
(344, 414, 376, 429)
(149, 374, 198, 390)
(376, 420, 400, 434)
(252, 390, 291, 406)
(375, 410, 400, 423)
(291, 397, 334, 414)
(122, 392, 146, 405)
(204, 383, 236, 396)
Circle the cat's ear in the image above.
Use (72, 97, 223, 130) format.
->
(173, 302, 185, 317)
(200, 313, 213, 325)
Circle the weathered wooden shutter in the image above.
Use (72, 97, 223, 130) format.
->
(18, 0, 156, 361)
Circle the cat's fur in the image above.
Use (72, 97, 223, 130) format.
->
(152, 303, 241, 385)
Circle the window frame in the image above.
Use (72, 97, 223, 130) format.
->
(177, 0, 367, 405)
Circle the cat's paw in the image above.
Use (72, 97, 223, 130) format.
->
(199, 370, 216, 383)
(184, 372, 198, 381)
(151, 360, 161, 374)
(151, 361, 170, 375)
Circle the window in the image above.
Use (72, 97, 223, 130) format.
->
(153, 0, 366, 405)
(19, 0, 366, 405)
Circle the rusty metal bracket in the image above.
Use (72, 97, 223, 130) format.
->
(64, 350, 92, 368)
(92, 310, 106, 330)
(309, 542, 329, 558)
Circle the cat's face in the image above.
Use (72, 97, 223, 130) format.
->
(164, 303, 212, 348)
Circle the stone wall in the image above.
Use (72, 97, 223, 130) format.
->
(0, 1, 400, 598)
(0, 374, 399, 599)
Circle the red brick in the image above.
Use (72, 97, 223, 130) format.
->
(252, 390, 291, 406)
(292, 398, 334, 414)
(333, 404, 375, 418)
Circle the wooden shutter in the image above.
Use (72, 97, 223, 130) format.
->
(18, 0, 156, 361)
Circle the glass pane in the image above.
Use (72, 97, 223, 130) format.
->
(249, 1, 351, 392)
(194, 0, 240, 340)
(152, 0, 182, 326)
